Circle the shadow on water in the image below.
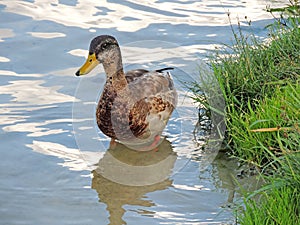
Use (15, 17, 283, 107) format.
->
(90, 136, 261, 224)
(92, 139, 175, 225)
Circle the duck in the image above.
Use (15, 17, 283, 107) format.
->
(75, 35, 177, 151)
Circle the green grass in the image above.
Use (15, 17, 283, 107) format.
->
(193, 1, 300, 224)
(213, 26, 300, 110)
(239, 154, 300, 224)
(205, 25, 300, 166)
(240, 186, 300, 225)
(228, 82, 300, 166)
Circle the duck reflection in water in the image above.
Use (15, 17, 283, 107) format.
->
(91, 138, 176, 225)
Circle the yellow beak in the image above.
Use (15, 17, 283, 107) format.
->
(75, 53, 99, 76)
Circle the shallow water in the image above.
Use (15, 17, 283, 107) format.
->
(0, 0, 283, 224)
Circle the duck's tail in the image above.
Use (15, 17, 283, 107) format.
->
(155, 67, 174, 73)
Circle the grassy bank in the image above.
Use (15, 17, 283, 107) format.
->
(195, 1, 300, 224)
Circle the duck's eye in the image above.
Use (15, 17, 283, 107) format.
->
(101, 43, 108, 50)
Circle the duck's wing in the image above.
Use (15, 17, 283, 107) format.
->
(125, 67, 174, 84)
(126, 68, 176, 106)
(123, 68, 177, 140)
(125, 69, 149, 83)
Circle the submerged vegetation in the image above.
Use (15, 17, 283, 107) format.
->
(194, 1, 300, 224)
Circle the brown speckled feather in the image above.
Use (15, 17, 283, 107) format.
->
(96, 68, 177, 143)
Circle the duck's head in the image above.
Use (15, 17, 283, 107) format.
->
(75, 35, 121, 76)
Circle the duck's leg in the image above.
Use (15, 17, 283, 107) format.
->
(150, 135, 161, 151)
(109, 138, 117, 149)
(139, 135, 161, 151)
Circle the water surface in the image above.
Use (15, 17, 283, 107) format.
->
(0, 0, 283, 224)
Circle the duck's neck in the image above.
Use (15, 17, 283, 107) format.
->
(102, 49, 127, 90)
